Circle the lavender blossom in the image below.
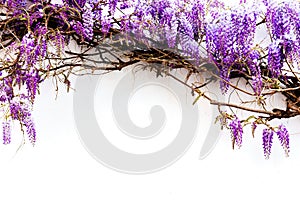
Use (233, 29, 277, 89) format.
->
(7, 0, 26, 8)
(82, 1, 95, 40)
(266, 2, 294, 41)
(186, 0, 205, 41)
(120, 1, 130, 9)
(268, 41, 284, 78)
(262, 128, 274, 159)
(2, 121, 11, 145)
(23, 114, 36, 145)
(9, 100, 36, 145)
(72, 21, 86, 40)
(229, 116, 243, 149)
(25, 71, 40, 103)
(109, 0, 118, 13)
(248, 50, 263, 94)
(205, 5, 258, 93)
(266, 1, 300, 64)
(276, 124, 290, 157)
(20, 32, 35, 67)
(101, 17, 112, 34)
(0, 77, 13, 102)
(262, 125, 290, 159)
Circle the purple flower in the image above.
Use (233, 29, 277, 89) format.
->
(165, 17, 178, 48)
(82, 1, 95, 40)
(20, 31, 46, 69)
(248, 50, 263, 94)
(9, 100, 36, 145)
(276, 124, 290, 157)
(101, 17, 112, 34)
(186, 0, 205, 41)
(7, 0, 26, 8)
(23, 114, 36, 145)
(266, 2, 294, 41)
(219, 65, 230, 93)
(252, 75, 263, 95)
(205, 5, 258, 93)
(120, 1, 130, 9)
(2, 121, 11, 145)
(72, 21, 85, 39)
(268, 41, 284, 78)
(25, 71, 40, 103)
(20, 33, 35, 64)
(262, 128, 274, 159)
(262, 125, 290, 159)
(0, 77, 13, 102)
(229, 116, 243, 149)
(266, 1, 300, 65)
(109, 0, 118, 13)
(41, 38, 47, 58)
(34, 26, 48, 59)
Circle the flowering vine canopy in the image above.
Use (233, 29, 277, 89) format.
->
(0, 0, 299, 159)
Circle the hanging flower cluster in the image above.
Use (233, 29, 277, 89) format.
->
(205, 4, 259, 93)
(266, 1, 300, 77)
(229, 116, 243, 149)
(262, 125, 290, 159)
(0, 0, 299, 159)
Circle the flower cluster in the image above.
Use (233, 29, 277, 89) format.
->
(205, 4, 258, 93)
(129, 0, 205, 62)
(2, 121, 11, 145)
(262, 128, 274, 159)
(9, 98, 36, 145)
(267, 41, 284, 78)
(82, 1, 95, 40)
(276, 124, 290, 157)
(229, 116, 243, 149)
(248, 50, 263, 94)
(266, 1, 300, 71)
(262, 125, 290, 159)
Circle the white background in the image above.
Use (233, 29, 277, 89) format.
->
(1, 0, 300, 199)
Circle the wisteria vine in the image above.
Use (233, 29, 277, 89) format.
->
(0, 0, 299, 159)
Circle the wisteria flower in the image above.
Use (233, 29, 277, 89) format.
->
(276, 124, 290, 157)
(262, 128, 274, 159)
(229, 116, 243, 149)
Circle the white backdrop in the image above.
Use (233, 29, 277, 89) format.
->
(0, 0, 300, 199)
